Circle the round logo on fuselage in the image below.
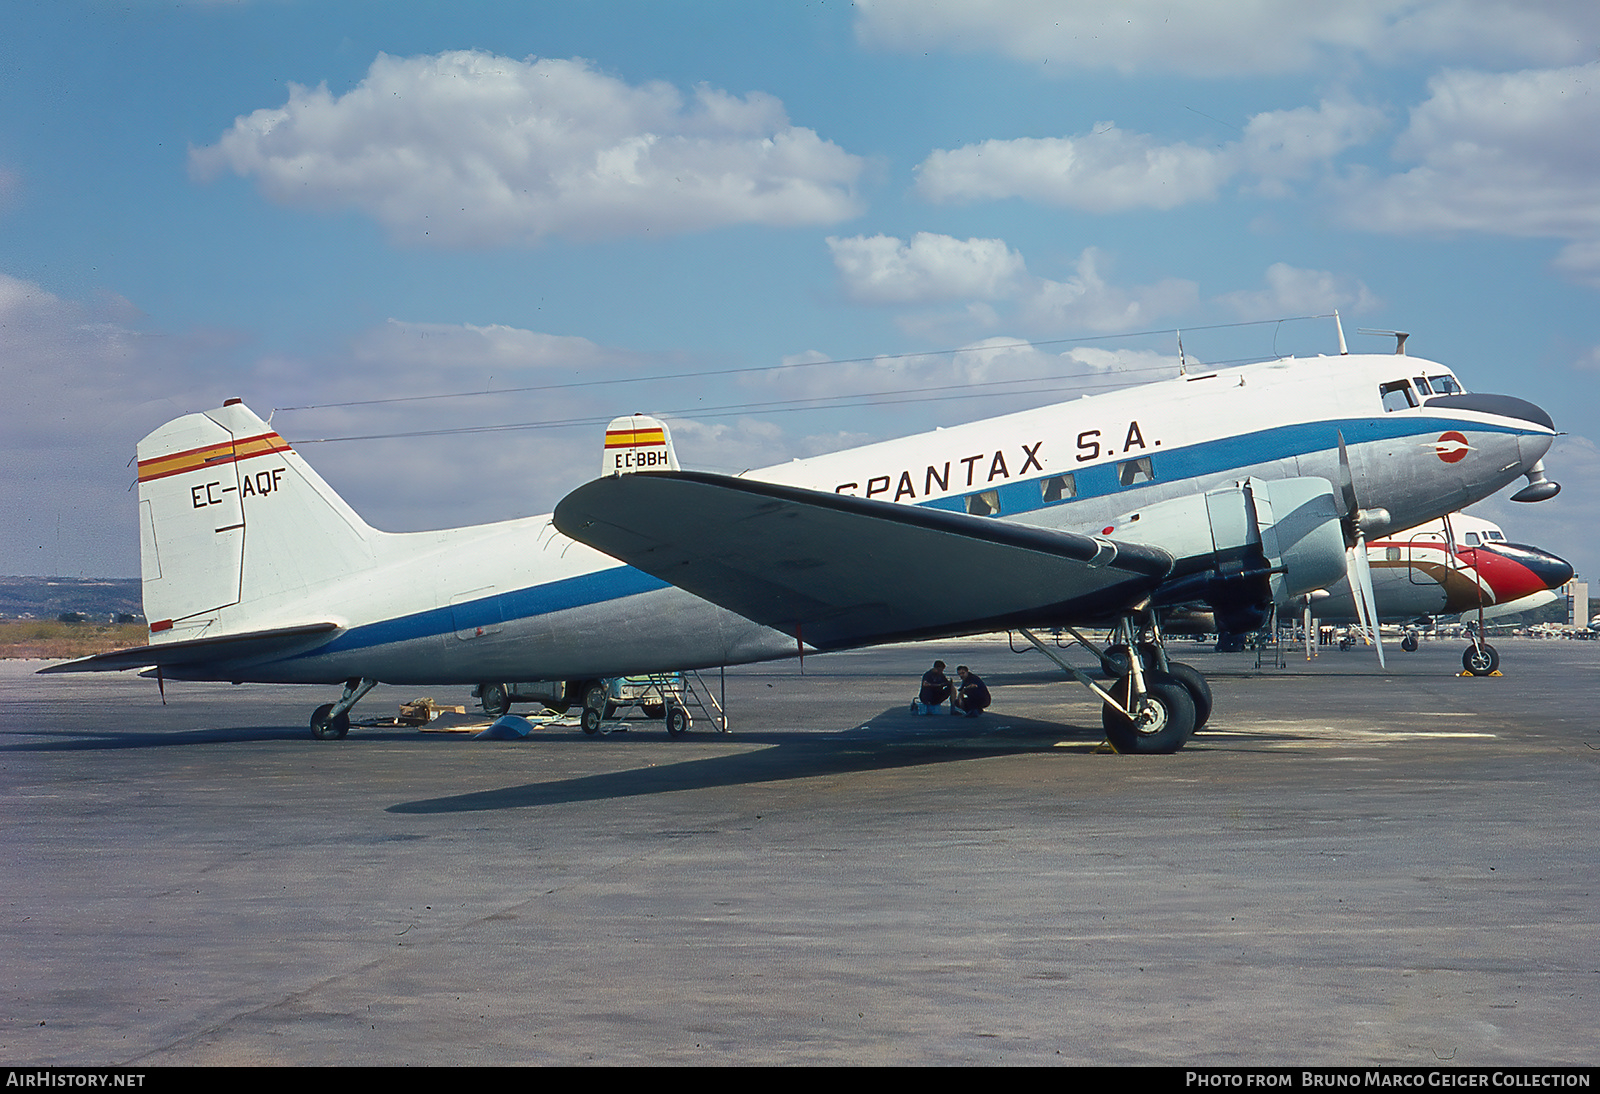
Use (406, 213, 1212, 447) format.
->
(1434, 431, 1470, 463)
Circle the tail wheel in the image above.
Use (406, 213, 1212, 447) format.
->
(1463, 642, 1500, 675)
(1100, 672, 1196, 754)
(310, 703, 350, 741)
(1162, 661, 1213, 731)
(581, 706, 602, 735)
(1400, 634, 1419, 653)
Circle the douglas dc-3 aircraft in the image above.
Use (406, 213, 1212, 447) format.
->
(44, 338, 1561, 753)
(1299, 513, 1571, 673)
(1180, 513, 1573, 671)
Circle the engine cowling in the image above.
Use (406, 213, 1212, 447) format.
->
(1087, 477, 1347, 628)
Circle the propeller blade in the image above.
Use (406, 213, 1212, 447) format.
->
(1346, 536, 1386, 669)
(1336, 431, 1361, 545)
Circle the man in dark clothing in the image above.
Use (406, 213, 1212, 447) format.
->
(916, 660, 951, 712)
(953, 665, 991, 716)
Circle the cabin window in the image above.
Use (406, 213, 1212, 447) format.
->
(1385, 546, 1402, 562)
(965, 489, 1001, 517)
(1380, 380, 1417, 412)
(1117, 457, 1155, 486)
(1428, 374, 1463, 394)
(1040, 474, 1076, 504)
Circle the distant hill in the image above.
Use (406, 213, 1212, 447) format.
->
(0, 576, 143, 621)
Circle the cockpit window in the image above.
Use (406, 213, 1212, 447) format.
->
(1379, 380, 1418, 412)
(1413, 376, 1433, 395)
(1486, 531, 1504, 541)
(1464, 532, 1481, 546)
(1428, 374, 1463, 394)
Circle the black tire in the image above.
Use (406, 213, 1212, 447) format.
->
(1101, 643, 1133, 678)
(479, 682, 512, 717)
(1100, 672, 1196, 754)
(664, 703, 690, 738)
(1401, 634, 1419, 653)
(1463, 642, 1500, 675)
(581, 706, 602, 735)
(1163, 661, 1213, 731)
(310, 703, 349, 741)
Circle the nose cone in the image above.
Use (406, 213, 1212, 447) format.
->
(1477, 541, 1575, 603)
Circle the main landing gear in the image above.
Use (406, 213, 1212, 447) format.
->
(1462, 640, 1500, 676)
(310, 677, 377, 740)
(1019, 614, 1210, 754)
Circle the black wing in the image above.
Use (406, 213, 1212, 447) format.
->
(554, 471, 1172, 649)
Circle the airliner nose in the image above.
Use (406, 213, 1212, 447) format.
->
(1491, 543, 1575, 593)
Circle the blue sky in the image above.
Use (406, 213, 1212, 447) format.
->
(4, 0, 1599, 582)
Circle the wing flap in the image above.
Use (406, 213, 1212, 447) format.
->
(37, 622, 340, 674)
(553, 472, 1172, 649)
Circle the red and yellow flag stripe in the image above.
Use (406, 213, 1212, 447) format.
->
(137, 431, 293, 484)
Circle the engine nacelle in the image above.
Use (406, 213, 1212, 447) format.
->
(1088, 477, 1347, 625)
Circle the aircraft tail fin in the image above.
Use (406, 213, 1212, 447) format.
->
(136, 400, 376, 643)
(601, 414, 679, 477)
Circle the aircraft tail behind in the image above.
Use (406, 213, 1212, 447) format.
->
(601, 414, 679, 477)
(136, 400, 376, 642)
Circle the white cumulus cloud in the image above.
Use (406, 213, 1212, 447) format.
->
(191, 50, 865, 246)
(856, 0, 1600, 77)
(1215, 263, 1381, 320)
(918, 100, 1382, 212)
(827, 232, 1027, 303)
(1337, 63, 1600, 283)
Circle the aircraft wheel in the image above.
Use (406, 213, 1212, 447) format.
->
(310, 703, 350, 741)
(581, 706, 602, 735)
(479, 683, 512, 716)
(1100, 672, 1195, 754)
(1163, 661, 1213, 731)
(1463, 642, 1500, 675)
(664, 703, 690, 738)
(1401, 634, 1419, 653)
(1101, 644, 1133, 678)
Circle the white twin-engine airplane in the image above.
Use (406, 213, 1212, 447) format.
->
(44, 345, 1560, 753)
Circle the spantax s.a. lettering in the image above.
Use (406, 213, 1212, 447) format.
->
(1076, 420, 1157, 463)
(834, 441, 1045, 500)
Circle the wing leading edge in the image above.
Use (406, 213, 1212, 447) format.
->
(553, 471, 1174, 650)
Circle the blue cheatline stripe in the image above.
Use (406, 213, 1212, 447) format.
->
(303, 566, 671, 656)
(920, 416, 1522, 517)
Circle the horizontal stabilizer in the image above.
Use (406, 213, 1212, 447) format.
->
(37, 622, 340, 674)
(554, 471, 1173, 649)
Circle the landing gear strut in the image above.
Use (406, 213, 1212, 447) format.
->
(310, 677, 377, 740)
(1019, 613, 1205, 754)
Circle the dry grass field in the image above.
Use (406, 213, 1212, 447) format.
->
(0, 620, 146, 661)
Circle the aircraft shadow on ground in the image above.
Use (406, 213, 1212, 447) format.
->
(388, 709, 1100, 814)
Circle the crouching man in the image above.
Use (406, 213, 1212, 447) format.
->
(952, 665, 991, 717)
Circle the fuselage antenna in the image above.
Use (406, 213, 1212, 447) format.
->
(1334, 310, 1349, 355)
(1177, 329, 1188, 376)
